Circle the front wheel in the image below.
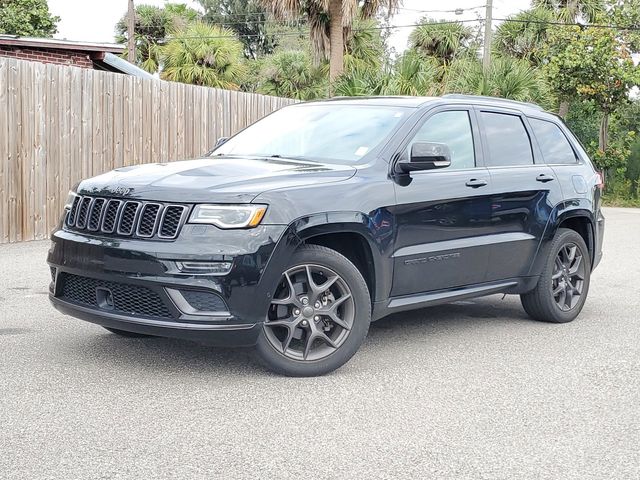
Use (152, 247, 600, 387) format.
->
(255, 245, 371, 377)
(521, 228, 591, 323)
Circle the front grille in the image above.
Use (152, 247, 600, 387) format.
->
(181, 290, 228, 312)
(65, 195, 188, 240)
(159, 206, 186, 238)
(60, 273, 173, 319)
(88, 198, 106, 231)
(117, 201, 140, 235)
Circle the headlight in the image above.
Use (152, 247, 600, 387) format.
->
(188, 204, 267, 229)
(64, 191, 78, 210)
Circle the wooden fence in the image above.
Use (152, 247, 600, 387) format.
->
(0, 57, 294, 243)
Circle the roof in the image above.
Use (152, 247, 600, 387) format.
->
(93, 53, 155, 79)
(321, 96, 438, 107)
(315, 94, 546, 114)
(0, 35, 124, 54)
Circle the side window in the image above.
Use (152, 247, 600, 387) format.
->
(481, 112, 534, 167)
(407, 110, 475, 170)
(529, 118, 577, 164)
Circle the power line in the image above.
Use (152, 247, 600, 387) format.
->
(154, 17, 640, 42)
(156, 19, 488, 42)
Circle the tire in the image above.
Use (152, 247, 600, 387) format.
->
(103, 327, 153, 338)
(521, 228, 591, 323)
(255, 245, 371, 377)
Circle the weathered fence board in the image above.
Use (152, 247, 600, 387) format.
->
(0, 57, 294, 243)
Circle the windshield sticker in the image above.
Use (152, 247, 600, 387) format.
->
(355, 147, 369, 157)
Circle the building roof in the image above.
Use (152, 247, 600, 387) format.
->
(0, 35, 124, 54)
(93, 53, 155, 79)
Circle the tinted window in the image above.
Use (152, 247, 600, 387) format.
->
(408, 111, 475, 169)
(481, 112, 533, 166)
(530, 118, 577, 164)
(214, 104, 408, 165)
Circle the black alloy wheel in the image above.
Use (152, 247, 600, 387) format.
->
(255, 245, 371, 377)
(264, 264, 355, 361)
(521, 228, 591, 323)
(551, 243, 586, 311)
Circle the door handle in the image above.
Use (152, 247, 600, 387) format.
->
(465, 178, 488, 188)
(536, 173, 555, 183)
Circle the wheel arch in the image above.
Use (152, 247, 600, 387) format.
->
(529, 203, 596, 278)
(267, 211, 393, 304)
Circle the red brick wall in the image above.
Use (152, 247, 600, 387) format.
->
(0, 45, 94, 68)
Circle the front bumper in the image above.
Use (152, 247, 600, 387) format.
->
(47, 224, 288, 346)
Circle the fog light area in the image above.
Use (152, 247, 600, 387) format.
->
(175, 261, 232, 275)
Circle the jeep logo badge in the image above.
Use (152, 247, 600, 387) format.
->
(107, 186, 132, 196)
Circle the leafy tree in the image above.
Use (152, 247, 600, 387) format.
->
(533, 0, 606, 116)
(160, 22, 247, 89)
(257, 50, 326, 99)
(544, 25, 639, 166)
(409, 19, 476, 65)
(116, 3, 201, 73)
(198, 0, 276, 59)
(258, 0, 401, 81)
(0, 0, 59, 36)
(610, 0, 640, 53)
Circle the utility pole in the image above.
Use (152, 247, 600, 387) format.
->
(127, 0, 136, 63)
(483, 0, 493, 73)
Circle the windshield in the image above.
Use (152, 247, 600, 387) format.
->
(213, 104, 410, 164)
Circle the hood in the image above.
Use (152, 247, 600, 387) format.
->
(77, 156, 357, 203)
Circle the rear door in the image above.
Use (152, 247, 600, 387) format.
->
(389, 107, 494, 297)
(476, 108, 564, 281)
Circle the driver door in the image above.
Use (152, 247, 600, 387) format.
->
(389, 108, 493, 297)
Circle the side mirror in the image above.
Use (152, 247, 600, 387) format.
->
(215, 137, 229, 148)
(396, 142, 452, 174)
(205, 137, 230, 156)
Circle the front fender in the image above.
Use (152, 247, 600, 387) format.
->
(257, 210, 395, 309)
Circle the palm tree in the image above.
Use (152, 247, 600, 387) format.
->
(258, 0, 402, 82)
(257, 50, 327, 99)
(116, 3, 201, 73)
(160, 22, 247, 89)
(533, 0, 605, 23)
(388, 51, 440, 96)
(493, 8, 554, 66)
(443, 57, 551, 106)
(335, 50, 440, 97)
(409, 19, 476, 65)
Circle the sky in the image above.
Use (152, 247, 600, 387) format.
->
(48, 0, 532, 51)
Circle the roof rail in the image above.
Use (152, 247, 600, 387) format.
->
(441, 94, 544, 111)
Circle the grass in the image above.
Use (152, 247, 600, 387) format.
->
(602, 195, 640, 208)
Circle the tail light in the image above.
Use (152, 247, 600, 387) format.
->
(595, 171, 604, 189)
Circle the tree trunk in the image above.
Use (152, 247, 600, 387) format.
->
(599, 112, 609, 152)
(328, 0, 344, 87)
(558, 100, 569, 119)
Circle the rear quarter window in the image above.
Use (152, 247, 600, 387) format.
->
(529, 118, 577, 165)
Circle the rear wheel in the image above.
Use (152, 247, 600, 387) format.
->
(103, 327, 152, 338)
(521, 228, 591, 323)
(255, 245, 371, 377)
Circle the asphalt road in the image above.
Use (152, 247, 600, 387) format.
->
(1, 207, 639, 480)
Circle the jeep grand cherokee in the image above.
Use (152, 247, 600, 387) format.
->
(47, 95, 605, 376)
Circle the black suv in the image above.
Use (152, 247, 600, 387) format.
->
(48, 95, 605, 376)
